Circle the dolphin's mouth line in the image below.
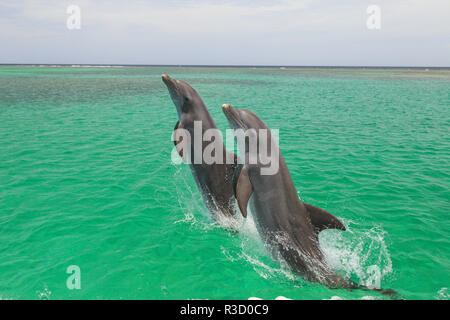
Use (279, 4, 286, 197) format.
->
(162, 74, 183, 118)
(223, 105, 248, 131)
(234, 117, 248, 131)
(162, 74, 179, 92)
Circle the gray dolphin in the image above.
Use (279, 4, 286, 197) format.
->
(222, 103, 398, 298)
(162, 75, 237, 217)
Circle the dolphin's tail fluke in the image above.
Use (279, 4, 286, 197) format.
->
(322, 274, 400, 299)
(348, 280, 400, 299)
(369, 287, 400, 299)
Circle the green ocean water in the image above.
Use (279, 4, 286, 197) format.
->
(0, 66, 449, 300)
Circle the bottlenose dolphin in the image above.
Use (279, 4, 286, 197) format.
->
(222, 103, 397, 297)
(162, 75, 237, 217)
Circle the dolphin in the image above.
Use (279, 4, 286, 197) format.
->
(222, 103, 398, 298)
(162, 75, 237, 217)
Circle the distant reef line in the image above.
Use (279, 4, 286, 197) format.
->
(0, 64, 449, 70)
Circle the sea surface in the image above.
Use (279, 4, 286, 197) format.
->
(0, 66, 449, 300)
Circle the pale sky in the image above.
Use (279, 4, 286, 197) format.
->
(1, 0, 449, 66)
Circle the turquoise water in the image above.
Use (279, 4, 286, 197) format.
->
(0, 66, 448, 300)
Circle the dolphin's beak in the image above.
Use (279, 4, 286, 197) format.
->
(222, 104, 233, 120)
(162, 74, 183, 117)
(222, 104, 243, 130)
(162, 74, 177, 91)
(222, 104, 237, 118)
(222, 104, 231, 111)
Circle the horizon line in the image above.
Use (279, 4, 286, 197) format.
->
(0, 63, 449, 70)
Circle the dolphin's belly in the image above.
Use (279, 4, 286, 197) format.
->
(249, 192, 331, 281)
(189, 163, 235, 216)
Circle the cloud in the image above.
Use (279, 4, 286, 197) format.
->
(2, 0, 449, 35)
(0, 0, 449, 65)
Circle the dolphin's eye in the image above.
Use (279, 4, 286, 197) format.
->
(184, 97, 189, 102)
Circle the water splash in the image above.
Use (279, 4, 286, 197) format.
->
(172, 165, 206, 226)
(36, 286, 52, 300)
(172, 163, 394, 297)
(436, 288, 449, 300)
(219, 207, 299, 284)
(319, 221, 393, 289)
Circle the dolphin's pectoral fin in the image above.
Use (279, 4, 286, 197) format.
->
(173, 121, 181, 147)
(233, 164, 253, 218)
(173, 121, 186, 161)
(304, 203, 346, 233)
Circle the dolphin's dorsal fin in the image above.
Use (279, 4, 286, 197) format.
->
(233, 164, 253, 218)
(304, 203, 346, 233)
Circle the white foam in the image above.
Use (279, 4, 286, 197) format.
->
(319, 222, 393, 289)
(436, 287, 449, 300)
(248, 295, 293, 300)
(37, 286, 52, 300)
(275, 295, 292, 300)
(173, 166, 394, 294)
